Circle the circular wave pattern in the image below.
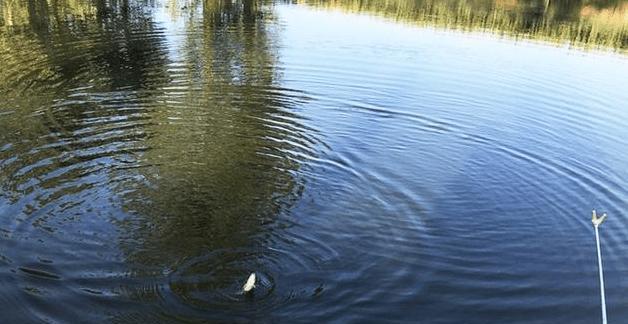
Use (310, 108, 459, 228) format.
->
(167, 248, 292, 316)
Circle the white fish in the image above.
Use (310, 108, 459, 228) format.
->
(592, 209, 607, 227)
(243, 273, 256, 293)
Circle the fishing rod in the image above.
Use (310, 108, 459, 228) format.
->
(592, 210, 608, 324)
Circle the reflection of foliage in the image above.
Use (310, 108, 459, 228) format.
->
(0, 2, 308, 320)
(0, 0, 170, 204)
(0, 0, 97, 27)
(299, 0, 628, 50)
(0, 0, 170, 93)
(0, 0, 306, 270)
(113, 0, 308, 267)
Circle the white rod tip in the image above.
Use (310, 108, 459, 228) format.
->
(592, 210, 608, 227)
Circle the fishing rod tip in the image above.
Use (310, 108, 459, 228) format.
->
(592, 210, 607, 227)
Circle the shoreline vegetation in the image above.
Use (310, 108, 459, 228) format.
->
(0, 0, 626, 52)
(298, 0, 627, 52)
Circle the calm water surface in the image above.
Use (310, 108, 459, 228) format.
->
(1, 0, 628, 322)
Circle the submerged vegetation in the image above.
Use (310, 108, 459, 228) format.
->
(299, 0, 628, 51)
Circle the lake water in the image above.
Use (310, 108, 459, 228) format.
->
(1, 0, 627, 322)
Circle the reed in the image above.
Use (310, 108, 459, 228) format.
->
(297, 0, 628, 51)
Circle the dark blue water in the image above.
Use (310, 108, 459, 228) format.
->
(1, 0, 627, 322)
